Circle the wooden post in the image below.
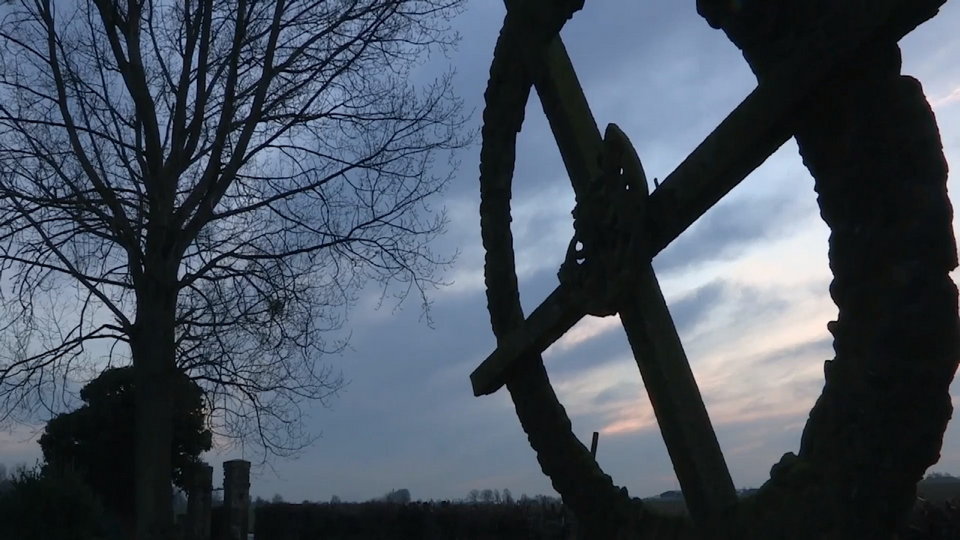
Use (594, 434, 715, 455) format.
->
(185, 463, 213, 540)
(618, 267, 736, 528)
(590, 432, 599, 459)
(223, 460, 250, 540)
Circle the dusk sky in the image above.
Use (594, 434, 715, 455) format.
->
(3, 1, 960, 504)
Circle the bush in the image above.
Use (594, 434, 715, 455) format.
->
(0, 464, 109, 540)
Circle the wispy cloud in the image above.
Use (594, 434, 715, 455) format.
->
(542, 274, 835, 439)
(545, 279, 729, 360)
(932, 86, 960, 108)
(602, 406, 657, 436)
(652, 190, 814, 276)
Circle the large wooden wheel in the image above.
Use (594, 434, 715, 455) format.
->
(474, 1, 958, 538)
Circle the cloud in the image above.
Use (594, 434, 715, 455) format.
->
(436, 170, 576, 299)
(755, 338, 833, 366)
(668, 280, 727, 335)
(602, 408, 657, 436)
(0, 424, 44, 466)
(545, 315, 623, 358)
(550, 357, 652, 432)
(537, 275, 834, 443)
(932, 86, 960, 108)
(544, 277, 790, 370)
(538, 279, 731, 386)
(591, 382, 637, 407)
(653, 191, 811, 276)
(585, 332, 826, 439)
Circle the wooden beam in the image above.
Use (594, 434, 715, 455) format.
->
(479, 23, 743, 518)
(471, 284, 584, 396)
(610, 127, 737, 529)
(619, 266, 737, 527)
(470, 1, 606, 397)
(644, 0, 949, 254)
(533, 37, 603, 197)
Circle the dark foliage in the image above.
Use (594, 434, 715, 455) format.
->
(247, 496, 960, 540)
(254, 500, 574, 540)
(39, 366, 212, 517)
(0, 465, 108, 540)
(901, 498, 960, 540)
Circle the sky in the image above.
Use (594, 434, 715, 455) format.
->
(3, 1, 960, 503)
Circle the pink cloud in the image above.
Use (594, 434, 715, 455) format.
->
(600, 403, 657, 436)
(932, 86, 960, 108)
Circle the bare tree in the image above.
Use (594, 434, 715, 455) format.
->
(0, 0, 465, 537)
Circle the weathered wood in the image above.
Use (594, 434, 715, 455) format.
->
(471, 284, 583, 396)
(476, 0, 950, 537)
(476, 9, 740, 519)
(611, 126, 738, 530)
(478, 3, 643, 534)
(474, 120, 739, 530)
(696, 1, 955, 537)
(475, 0, 948, 394)
(534, 37, 603, 196)
(645, 0, 949, 255)
(470, 9, 605, 396)
(619, 267, 737, 529)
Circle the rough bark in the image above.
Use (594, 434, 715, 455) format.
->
(131, 267, 179, 540)
(697, 1, 960, 537)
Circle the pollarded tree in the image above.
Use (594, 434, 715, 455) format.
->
(0, 1, 465, 537)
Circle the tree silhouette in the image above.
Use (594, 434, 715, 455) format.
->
(0, 0, 465, 536)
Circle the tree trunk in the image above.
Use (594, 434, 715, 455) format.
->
(697, 2, 960, 538)
(795, 48, 958, 538)
(131, 271, 178, 540)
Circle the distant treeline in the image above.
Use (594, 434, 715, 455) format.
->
(250, 494, 960, 540)
(254, 500, 574, 540)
